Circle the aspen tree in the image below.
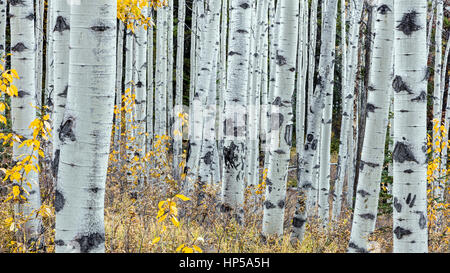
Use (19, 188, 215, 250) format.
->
(55, 0, 117, 253)
(173, 0, 185, 181)
(262, 0, 299, 236)
(52, 0, 71, 178)
(348, 0, 394, 252)
(221, 0, 252, 222)
(196, 0, 221, 187)
(291, 0, 339, 242)
(317, 0, 339, 226)
(432, 0, 444, 200)
(392, 0, 428, 253)
(10, 0, 42, 242)
(332, 0, 347, 222)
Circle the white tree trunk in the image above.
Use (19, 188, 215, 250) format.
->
(217, 0, 229, 182)
(262, 0, 299, 236)
(0, 0, 6, 114)
(432, 0, 444, 200)
(10, 0, 42, 241)
(146, 8, 155, 153)
(114, 21, 124, 149)
(55, 0, 116, 253)
(345, 0, 364, 209)
(332, 0, 347, 222)
(392, 0, 428, 253)
(348, 0, 394, 253)
(295, 0, 308, 185)
(439, 33, 450, 183)
(317, 0, 338, 226)
(0, 0, 5, 60)
(291, 0, 338, 242)
(45, 0, 55, 123)
(166, 0, 174, 139)
(35, 0, 45, 108)
(220, 0, 252, 222)
(135, 8, 148, 156)
(173, 0, 185, 181)
(155, 6, 167, 136)
(246, 0, 269, 187)
(197, 0, 221, 187)
(52, 0, 71, 179)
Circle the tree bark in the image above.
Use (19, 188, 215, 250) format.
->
(392, 0, 428, 253)
(55, 0, 117, 253)
(348, 0, 394, 253)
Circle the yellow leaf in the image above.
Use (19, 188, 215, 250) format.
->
(176, 244, 185, 252)
(11, 172, 21, 182)
(12, 185, 20, 198)
(171, 216, 180, 227)
(192, 245, 203, 253)
(175, 194, 190, 201)
(152, 237, 160, 244)
(182, 247, 193, 253)
(10, 69, 19, 79)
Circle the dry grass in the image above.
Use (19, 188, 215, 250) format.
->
(0, 148, 448, 253)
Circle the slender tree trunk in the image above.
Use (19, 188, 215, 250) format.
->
(196, 0, 221, 187)
(45, 0, 55, 123)
(246, 0, 269, 187)
(10, 0, 42, 242)
(173, 0, 185, 181)
(0, 0, 5, 60)
(263, 0, 279, 172)
(348, 0, 394, 253)
(295, 0, 308, 183)
(262, 0, 299, 236)
(52, 0, 71, 179)
(392, 0, 428, 253)
(344, 0, 364, 208)
(432, 0, 444, 200)
(184, 0, 207, 195)
(155, 6, 167, 136)
(291, 0, 338, 242)
(55, 0, 117, 253)
(0, 0, 6, 114)
(114, 21, 124, 150)
(166, 0, 174, 139)
(146, 8, 154, 154)
(426, 0, 436, 58)
(35, 0, 44, 108)
(317, 0, 338, 226)
(135, 7, 148, 157)
(217, 0, 229, 182)
(332, 0, 347, 222)
(220, 0, 252, 223)
(439, 33, 450, 183)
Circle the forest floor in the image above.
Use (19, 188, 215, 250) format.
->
(0, 149, 448, 253)
(99, 150, 448, 253)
